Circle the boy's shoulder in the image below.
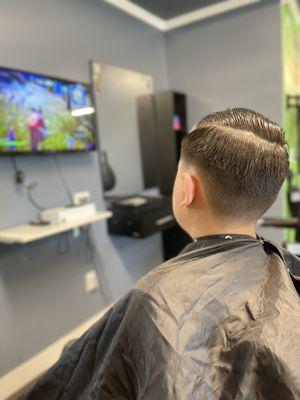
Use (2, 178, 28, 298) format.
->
(134, 256, 181, 294)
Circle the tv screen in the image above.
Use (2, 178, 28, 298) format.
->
(0, 67, 97, 154)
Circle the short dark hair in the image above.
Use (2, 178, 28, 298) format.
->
(181, 108, 289, 220)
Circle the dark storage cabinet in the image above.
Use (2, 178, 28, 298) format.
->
(137, 91, 187, 195)
(137, 91, 190, 258)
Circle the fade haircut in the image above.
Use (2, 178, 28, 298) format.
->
(181, 108, 289, 221)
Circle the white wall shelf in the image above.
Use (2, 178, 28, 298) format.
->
(0, 211, 112, 245)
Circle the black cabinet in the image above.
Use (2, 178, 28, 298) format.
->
(137, 91, 190, 259)
(137, 91, 187, 195)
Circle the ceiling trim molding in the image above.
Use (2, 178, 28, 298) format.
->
(103, 0, 167, 30)
(166, 0, 262, 31)
(103, 0, 262, 31)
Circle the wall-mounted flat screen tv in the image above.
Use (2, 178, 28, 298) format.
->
(0, 66, 97, 154)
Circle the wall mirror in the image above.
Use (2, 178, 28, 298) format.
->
(91, 63, 153, 197)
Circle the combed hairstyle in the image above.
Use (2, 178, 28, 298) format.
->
(181, 108, 289, 221)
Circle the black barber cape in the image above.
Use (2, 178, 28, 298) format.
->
(21, 235, 300, 400)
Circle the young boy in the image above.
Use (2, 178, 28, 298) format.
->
(22, 108, 300, 400)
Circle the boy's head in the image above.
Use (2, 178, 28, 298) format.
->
(172, 108, 289, 237)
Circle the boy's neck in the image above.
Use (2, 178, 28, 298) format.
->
(188, 220, 257, 240)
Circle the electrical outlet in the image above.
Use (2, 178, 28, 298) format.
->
(73, 227, 80, 238)
(85, 270, 100, 293)
(73, 191, 91, 206)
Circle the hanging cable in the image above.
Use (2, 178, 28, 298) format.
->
(57, 232, 71, 255)
(84, 226, 113, 301)
(10, 156, 45, 211)
(11, 156, 25, 184)
(26, 182, 45, 211)
(11, 156, 18, 173)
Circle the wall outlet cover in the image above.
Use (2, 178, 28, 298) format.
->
(85, 270, 100, 293)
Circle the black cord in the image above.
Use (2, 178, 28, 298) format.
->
(83, 226, 113, 301)
(53, 155, 73, 205)
(57, 232, 71, 255)
(26, 182, 45, 211)
(11, 156, 26, 184)
(11, 156, 18, 173)
(80, 226, 94, 266)
(10, 156, 45, 211)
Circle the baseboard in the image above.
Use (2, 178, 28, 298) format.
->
(0, 305, 111, 400)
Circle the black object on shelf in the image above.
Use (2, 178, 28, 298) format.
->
(107, 195, 176, 239)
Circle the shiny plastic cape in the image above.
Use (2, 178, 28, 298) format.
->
(21, 235, 300, 400)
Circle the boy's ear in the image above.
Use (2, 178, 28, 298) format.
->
(180, 172, 196, 207)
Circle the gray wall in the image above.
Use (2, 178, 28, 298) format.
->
(0, 0, 166, 376)
(165, 0, 283, 243)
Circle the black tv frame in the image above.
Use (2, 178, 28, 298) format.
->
(0, 65, 98, 156)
